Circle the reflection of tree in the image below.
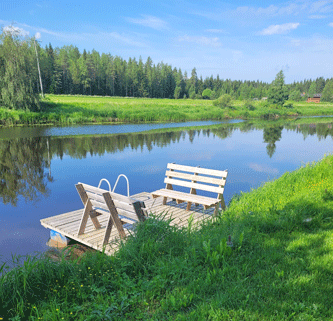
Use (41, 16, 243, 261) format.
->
(263, 126, 283, 158)
(1, 121, 332, 204)
(0, 138, 50, 205)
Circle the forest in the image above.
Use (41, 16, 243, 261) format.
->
(0, 28, 333, 111)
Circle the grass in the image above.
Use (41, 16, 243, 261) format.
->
(1, 154, 333, 320)
(1, 95, 333, 127)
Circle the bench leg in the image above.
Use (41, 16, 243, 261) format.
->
(163, 197, 167, 205)
(102, 219, 113, 246)
(213, 203, 220, 216)
(220, 196, 226, 211)
(90, 210, 102, 229)
(77, 202, 92, 235)
(186, 201, 192, 211)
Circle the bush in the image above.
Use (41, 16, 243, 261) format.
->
(213, 94, 233, 108)
(244, 100, 255, 111)
(283, 102, 293, 108)
(202, 89, 212, 99)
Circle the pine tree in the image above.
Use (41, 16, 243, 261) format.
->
(267, 70, 288, 106)
(321, 79, 333, 102)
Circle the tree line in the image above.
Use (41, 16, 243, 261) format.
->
(0, 29, 333, 111)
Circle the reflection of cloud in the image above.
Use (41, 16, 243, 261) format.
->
(171, 151, 214, 161)
(126, 15, 169, 30)
(259, 22, 300, 35)
(249, 163, 279, 174)
(178, 35, 222, 47)
(329, 22, 333, 27)
(132, 165, 163, 174)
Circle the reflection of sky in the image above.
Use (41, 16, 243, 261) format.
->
(0, 120, 240, 140)
(1, 123, 333, 264)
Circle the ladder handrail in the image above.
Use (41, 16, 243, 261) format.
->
(98, 178, 112, 192)
(112, 174, 130, 197)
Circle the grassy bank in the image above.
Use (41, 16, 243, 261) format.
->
(1, 154, 333, 320)
(1, 95, 333, 127)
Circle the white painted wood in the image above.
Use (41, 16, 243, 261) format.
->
(165, 170, 226, 186)
(167, 163, 228, 178)
(151, 189, 220, 206)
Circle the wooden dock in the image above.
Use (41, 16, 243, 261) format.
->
(40, 192, 215, 256)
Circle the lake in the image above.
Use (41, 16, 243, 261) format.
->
(0, 118, 332, 265)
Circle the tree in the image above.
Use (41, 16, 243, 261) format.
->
(267, 70, 288, 106)
(0, 27, 40, 110)
(174, 86, 181, 99)
(321, 79, 333, 102)
(308, 81, 317, 98)
(289, 89, 301, 101)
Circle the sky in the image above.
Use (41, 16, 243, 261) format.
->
(1, 0, 333, 83)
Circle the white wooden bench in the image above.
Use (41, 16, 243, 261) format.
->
(151, 163, 228, 215)
(75, 182, 147, 246)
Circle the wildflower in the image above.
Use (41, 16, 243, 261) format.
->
(81, 285, 83, 287)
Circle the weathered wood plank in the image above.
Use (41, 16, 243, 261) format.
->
(41, 191, 214, 257)
(165, 170, 226, 186)
(164, 177, 224, 194)
(151, 189, 220, 206)
(167, 163, 228, 178)
(102, 192, 126, 239)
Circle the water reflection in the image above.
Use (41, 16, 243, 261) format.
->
(0, 137, 51, 206)
(1, 120, 332, 205)
(263, 126, 283, 158)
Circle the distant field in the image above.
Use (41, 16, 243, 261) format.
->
(1, 94, 333, 126)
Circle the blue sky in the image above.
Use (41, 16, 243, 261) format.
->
(1, 0, 333, 83)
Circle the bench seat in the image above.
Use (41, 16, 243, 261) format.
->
(151, 189, 220, 208)
(151, 163, 228, 215)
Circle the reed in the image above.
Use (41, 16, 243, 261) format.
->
(0, 155, 333, 320)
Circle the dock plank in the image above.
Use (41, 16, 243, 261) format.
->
(41, 192, 214, 256)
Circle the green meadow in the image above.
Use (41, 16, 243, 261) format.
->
(1, 94, 333, 126)
(1, 154, 332, 320)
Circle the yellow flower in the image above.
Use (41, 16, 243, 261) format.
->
(81, 285, 83, 287)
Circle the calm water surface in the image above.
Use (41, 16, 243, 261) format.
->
(0, 119, 332, 264)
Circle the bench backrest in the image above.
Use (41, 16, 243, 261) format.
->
(76, 183, 146, 223)
(164, 163, 228, 197)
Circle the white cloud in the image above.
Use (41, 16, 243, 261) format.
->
(309, 14, 327, 19)
(2, 21, 146, 47)
(193, 1, 333, 21)
(178, 35, 222, 47)
(329, 22, 333, 27)
(259, 22, 300, 35)
(126, 15, 169, 30)
(205, 29, 227, 34)
(236, 5, 279, 17)
(35, 32, 41, 39)
(309, 0, 333, 13)
(3, 25, 29, 36)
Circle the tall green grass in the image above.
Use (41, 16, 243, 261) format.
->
(1, 95, 333, 127)
(1, 155, 333, 319)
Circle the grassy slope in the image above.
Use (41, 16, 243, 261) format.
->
(1, 94, 333, 126)
(1, 155, 333, 320)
